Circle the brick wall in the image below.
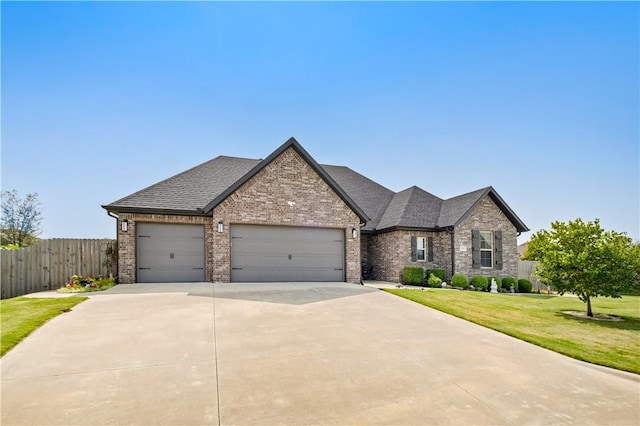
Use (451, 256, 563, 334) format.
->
(367, 230, 451, 283)
(211, 147, 361, 283)
(454, 196, 519, 279)
(116, 213, 213, 284)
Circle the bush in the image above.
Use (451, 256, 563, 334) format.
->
(426, 268, 446, 282)
(502, 276, 517, 292)
(487, 276, 501, 291)
(451, 273, 469, 289)
(518, 279, 533, 293)
(403, 266, 424, 285)
(427, 273, 442, 288)
(470, 276, 488, 291)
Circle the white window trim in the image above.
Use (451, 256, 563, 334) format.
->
(417, 237, 426, 262)
(480, 231, 493, 269)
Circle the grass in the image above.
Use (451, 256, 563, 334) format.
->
(1, 296, 87, 356)
(385, 288, 640, 374)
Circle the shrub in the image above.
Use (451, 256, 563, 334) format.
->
(502, 276, 517, 292)
(470, 275, 488, 291)
(403, 266, 424, 285)
(426, 268, 446, 282)
(427, 273, 442, 288)
(518, 278, 533, 293)
(451, 273, 469, 289)
(487, 276, 501, 291)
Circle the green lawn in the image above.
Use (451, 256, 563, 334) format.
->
(1, 296, 87, 356)
(385, 289, 640, 374)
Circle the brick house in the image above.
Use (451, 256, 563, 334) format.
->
(103, 137, 528, 284)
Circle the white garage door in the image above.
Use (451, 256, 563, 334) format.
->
(230, 225, 345, 282)
(136, 223, 205, 283)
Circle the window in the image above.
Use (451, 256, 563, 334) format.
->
(417, 237, 426, 261)
(480, 231, 493, 268)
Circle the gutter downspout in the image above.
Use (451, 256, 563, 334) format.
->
(107, 211, 119, 279)
(448, 227, 455, 280)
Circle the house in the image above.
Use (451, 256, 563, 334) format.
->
(103, 137, 528, 284)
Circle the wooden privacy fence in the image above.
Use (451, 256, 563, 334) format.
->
(0, 239, 116, 299)
(518, 260, 542, 291)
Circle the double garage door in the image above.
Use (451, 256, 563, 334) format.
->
(136, 223, 345, 283)
(231, 225, 345, 282)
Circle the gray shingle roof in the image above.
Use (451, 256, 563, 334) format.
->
(103, 141, 528, 233)
(377, 186, 443, 230)
(322, 165, 394, 231)
(104, 156, 259, 213)
(438, 187, 489, 228)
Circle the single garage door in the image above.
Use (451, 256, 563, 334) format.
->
(136, 223, 205, 283)
(230, 225, 345, 282)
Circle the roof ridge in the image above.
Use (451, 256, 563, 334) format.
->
(322, 164, 395, 194)
(444, 186, 491, 201)
(202, 138, 370, 222)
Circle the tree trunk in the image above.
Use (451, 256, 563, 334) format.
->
(586, 295, 593, 317)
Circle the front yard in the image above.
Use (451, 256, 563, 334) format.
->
(386, 289, 640, 374)
(1, 296, 87, 356)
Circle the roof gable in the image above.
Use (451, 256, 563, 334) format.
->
(438, 186, 529, 232)
(202, 137, 370, 223)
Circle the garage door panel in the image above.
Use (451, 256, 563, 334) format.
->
(136, 223, 205, 283)
(230, 224, 345, 282)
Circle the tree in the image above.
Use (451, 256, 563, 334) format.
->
(524, 218, 640, 317)
(1, 190, 42, 247)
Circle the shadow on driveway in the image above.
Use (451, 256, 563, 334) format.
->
(99, 282, 377, 305)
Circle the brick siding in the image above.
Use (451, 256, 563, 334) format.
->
(117, 148, 361, 284)
(454, 196, 519, 279)
(116, 213, 213, 284)
(365, 230, 451, 283)
(211, 147, 361, 283)
(361, 195, 518, 283)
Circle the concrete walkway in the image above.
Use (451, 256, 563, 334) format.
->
(2, 283, 639, 425)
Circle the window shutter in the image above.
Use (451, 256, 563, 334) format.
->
(472, 230, 480, 269)
(410, 236, 417, 262)
(495, 230, 503, 270)
(427, 237, 434, 262)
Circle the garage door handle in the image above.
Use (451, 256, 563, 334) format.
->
(334, 268, 343, 271)
(193, 268, 204, 270)
(139, 268, 151, 270)
(232, 268, 243, 270)
(288, 254, 292, 260)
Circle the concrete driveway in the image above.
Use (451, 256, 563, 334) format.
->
(1, 283, 638, 425)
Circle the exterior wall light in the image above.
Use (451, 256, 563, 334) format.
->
(352, 228, 358, 239)
(121, 219, 128, 232)
(217, 221, 224, 233)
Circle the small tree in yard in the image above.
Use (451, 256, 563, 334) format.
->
(1, 190, 42, 247)
(524, 218, 640, 317)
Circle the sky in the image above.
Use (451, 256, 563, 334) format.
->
(2, 1, 638, 244)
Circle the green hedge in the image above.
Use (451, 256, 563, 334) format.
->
(502, 277, 517, 292)
(470, 276, 488, 291)
(425, 268, 446, 282)
(518, 278, 532, 293)
(451, 273, 469, 289)
(427, 273, 442, 288)
(403, 266, 424, 285)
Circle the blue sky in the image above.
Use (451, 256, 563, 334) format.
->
(2, 1, 638, 244)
